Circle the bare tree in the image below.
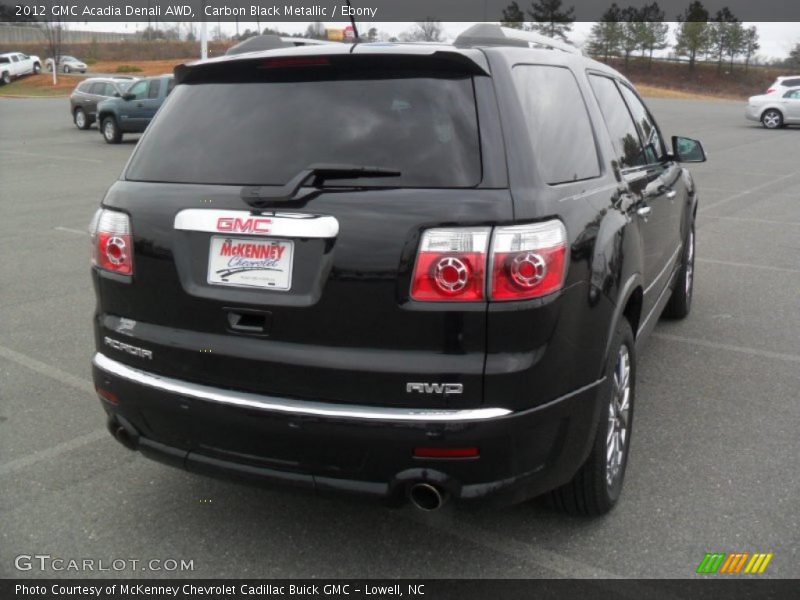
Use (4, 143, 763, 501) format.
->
(39, 19, 66, 85)
(404, 20, 444, 42)
(741, 26, 759, 72)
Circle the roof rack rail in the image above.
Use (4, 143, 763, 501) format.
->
(454, 24, 582, 56)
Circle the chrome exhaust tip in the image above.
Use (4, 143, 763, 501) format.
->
(409, 483, 445, 511)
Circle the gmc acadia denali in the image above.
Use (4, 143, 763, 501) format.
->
(90, 25, 706, 515)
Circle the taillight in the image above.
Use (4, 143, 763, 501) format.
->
(410, 228, 490, 301)
(489, 221, 567, 300)
(410, 220, 568, 302)
(91, 208, 133, 276)
(766, 87, 775, 93)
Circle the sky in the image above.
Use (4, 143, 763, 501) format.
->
(74, 21, 799, 60)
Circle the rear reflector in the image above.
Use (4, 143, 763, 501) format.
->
(410, 228, 490, 301)
(414, 447, 479, 458)
(96, 386, 119, 405)
(91, 209, 133, 276)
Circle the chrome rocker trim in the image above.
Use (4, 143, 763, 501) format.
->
(93, 353, 512, 422)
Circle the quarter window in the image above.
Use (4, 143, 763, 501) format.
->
(512, 65, 600, 184)
(588, 74, 646, 169)
(784, 89, 800, 99)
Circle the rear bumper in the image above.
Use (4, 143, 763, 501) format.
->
(745, 105, 761, 121)
(93, 353, 605, 506)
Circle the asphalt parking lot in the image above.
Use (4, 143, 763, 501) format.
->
(0, 97, 798, 580)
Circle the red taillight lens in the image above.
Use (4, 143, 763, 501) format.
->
(91, 209, 133, 276)
(414, 446, 479, 458)
(261, 57, 330, 69)
(410, 228, 490, 302)
(489, 221, 568, 300)
(766, 87, 776, 93)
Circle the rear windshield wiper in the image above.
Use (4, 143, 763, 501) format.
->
(241, 164, 401, 206)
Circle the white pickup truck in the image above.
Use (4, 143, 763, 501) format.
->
(0, 52, 42, 85)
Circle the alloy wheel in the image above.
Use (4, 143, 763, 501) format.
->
(763, 111, 781, 129)
(606, 345, 631, 488)
(685, 228, 694, 298)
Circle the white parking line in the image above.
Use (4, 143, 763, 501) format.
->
(653, 333, 800, 364)
(696, 257, 800, 274)
(402, 511, 626, 580)
(698, 171, 799, 213)
(54, 226, 86, 235)
(702, 216, 800, 227)
(0, 149, 103, 164)
(0, 429, 108, 477)
(0, 345, 108, 476)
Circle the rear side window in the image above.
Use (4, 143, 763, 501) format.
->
(77, 82, 92, 93)
(147, 79, 161, 99)
(126, 75, 481, 188)
(166, 78, 176, 94)
(618, 84, 665, 164)
(783, 78, 800, 87)
(588, 75, 645, 169)
(89, 82, 105, 95)
(512, 65, 600, 185)
(0, 57, 10, 64)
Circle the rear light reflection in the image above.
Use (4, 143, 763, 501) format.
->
(91, 209, 133, 276)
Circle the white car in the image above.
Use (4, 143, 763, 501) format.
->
(46, 55, 88, 74)
(745, 87, 800, 129)
(765, 75, 800, 94)
(0, 52, 42, 85)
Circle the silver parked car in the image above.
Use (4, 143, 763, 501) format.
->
(745, 88, 800, 129)
(46, 55, 88, 74)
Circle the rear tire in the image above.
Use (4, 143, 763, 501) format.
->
(761, 109, 783, 129)
(33, 62, 41, 74)
(1, 71, 10, 85)
(101, 116, 122, 144)
(663, 222, 695, 319)
(63, 65, 71, 74)
(74, 108, 90, 130)
(546, 319, 635, 516)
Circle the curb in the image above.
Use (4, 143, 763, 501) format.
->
(0, 94, 70, 99)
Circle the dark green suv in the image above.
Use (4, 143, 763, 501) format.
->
(97, 75, 175, 144)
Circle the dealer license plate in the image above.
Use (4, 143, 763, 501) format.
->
(207, 236, 293, 291)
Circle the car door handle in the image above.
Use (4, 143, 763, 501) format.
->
(665, 190, 677, 199)
(636, 206, 652, 220)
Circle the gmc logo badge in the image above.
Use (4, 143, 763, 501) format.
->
(217, 217, 272, 234)
(406, 382, 463, 396)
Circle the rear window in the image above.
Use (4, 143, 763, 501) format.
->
(125, 75, 482, 188)
(0, 57, 9, 64)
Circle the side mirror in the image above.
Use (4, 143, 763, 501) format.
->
(113, 92, 120, 98)
(122, 93, 135, 101)
(672, 136, 706, 163)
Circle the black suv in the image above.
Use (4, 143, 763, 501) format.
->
(90, 25, 705, 515)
